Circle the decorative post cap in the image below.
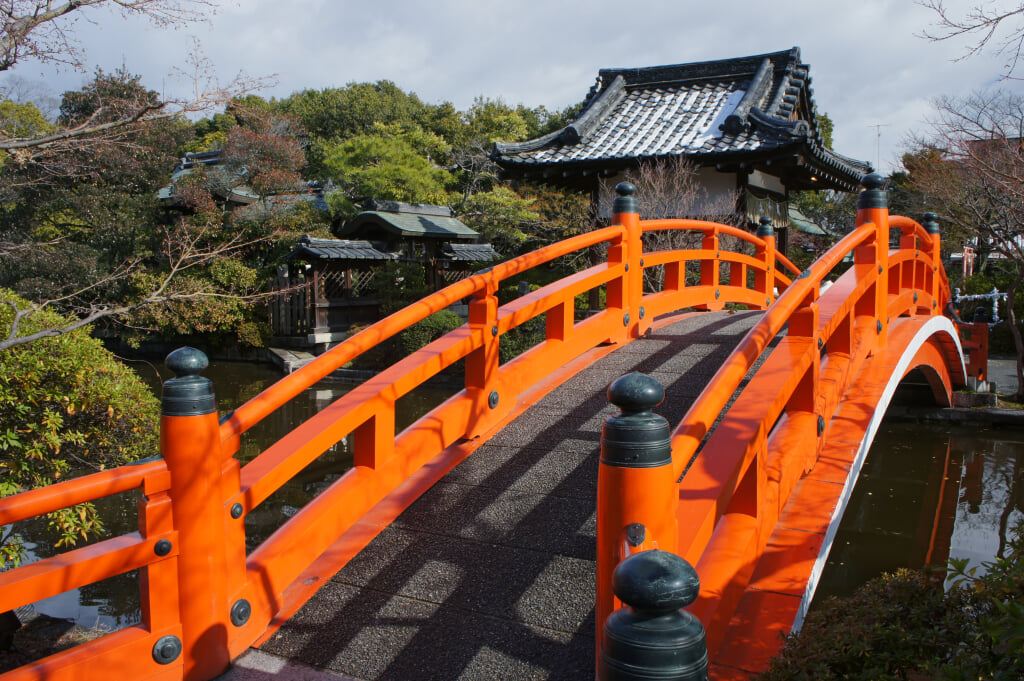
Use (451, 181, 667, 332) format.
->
(607, 372, 665, 413)
(756, 216, 774, 238)
(600, 549, 708, 680)
(857, 172, 887, 210)
(162, 347, 216, 416)
(612, 549, 701, 613)
(613, 182, 638, 215)
(923, 212, 941, 234)
(602, 373, 670, 468)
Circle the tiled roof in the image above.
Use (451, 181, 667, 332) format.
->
(340, 208, 479, 241)
(493, 47, 871, 191)
(287, 236, 396, 262)
(286, 236, 500, 264)
(441, 243, 500, 262)
(157, 150, 327, 209)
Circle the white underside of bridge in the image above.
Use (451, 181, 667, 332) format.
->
(791, 316, 966, 632)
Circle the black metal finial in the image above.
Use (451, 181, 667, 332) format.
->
(162, 347, 215, 416)
(613, 182, 638, 215)
(857, 172, 887, 210)
(756, 216, 774, 238)
(607, 372, 664, 413)
(923, 212, 940, 235)
(600, 550, 708, 681)
(602, 373, 670, 469)
(612, 549, 700, 612)
(860, 172, 885, 190)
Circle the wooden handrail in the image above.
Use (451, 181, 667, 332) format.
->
(2, 179, 963, 681)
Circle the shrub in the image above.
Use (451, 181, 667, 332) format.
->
(0, 289, 159, 567)
(396, 309, 464, 356)
(348, 309, 465, 372)
(760, 525, 1024, 680)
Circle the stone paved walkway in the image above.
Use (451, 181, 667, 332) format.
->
(249, 311, 761, 681)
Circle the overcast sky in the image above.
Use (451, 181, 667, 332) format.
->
(6, 0, 1023, 174)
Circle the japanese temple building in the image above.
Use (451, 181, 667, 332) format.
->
(272, 201, 498, 344)
(492, 47, 871, 249)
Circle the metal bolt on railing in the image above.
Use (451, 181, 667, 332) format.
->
(599, 548, 708, 680)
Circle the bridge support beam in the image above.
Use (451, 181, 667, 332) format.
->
(754, 217, 776, 309)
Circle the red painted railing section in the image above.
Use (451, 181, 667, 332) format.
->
(593, 175, 966, 678)
(0, 183, 795, 681)
(0, 177, 968, 681)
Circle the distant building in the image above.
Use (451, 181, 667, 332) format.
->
(156, 150, 329, 214)
(273, 201, 499, 345)
(492, 47, 871, 250)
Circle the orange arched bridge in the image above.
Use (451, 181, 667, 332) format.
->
(0, 176, 976, 681)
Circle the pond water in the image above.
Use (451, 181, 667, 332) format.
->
(814, 420, 1024, 604)
(9, 361, 1024, 635)
(9, 360, 453, 631)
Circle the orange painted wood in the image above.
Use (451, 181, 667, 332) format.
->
(0, 533, 176, 613)
(0, 460, 167, 526)
(0, 626, 183, 681)
(1, 200, 969, 681)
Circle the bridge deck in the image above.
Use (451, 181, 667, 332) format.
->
(258, 310, 761, 681)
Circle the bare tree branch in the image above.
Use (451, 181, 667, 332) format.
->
(0, 0, 212, 72)
(0, 2, 275, 170)
(0, 219, 296, 351)
(910, 91, 1024, 399)
(918, 0, 1024, 78)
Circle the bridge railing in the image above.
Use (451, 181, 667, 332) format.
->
(0, 183, 797, 681)
(595, 174, 956, 663)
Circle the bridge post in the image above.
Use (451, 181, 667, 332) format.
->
(854, 173, 890, 344)
(160, 347, 231, 680)
(608, 182, 645, 341)
(597, 373, 678, 658)
(755, 217, 776, 308)
(465, 279, 505, 437)
(923, 212, 942, 312)
(698, 226, 721, 312)
(599, 549, 708, 681)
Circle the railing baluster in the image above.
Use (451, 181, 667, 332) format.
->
(699, 226, 721, 311)
(755, 216, 776, 308)
(854, 173, 890, 342)
(466, 280, 502, 437)
(924, 212, 942, 312)
(353, 405, 395, 468)
(596, 373, 679, 663)
(160, 347, 231, 680)
(607, 183, 640, 342)
(137, 468, 178, 635)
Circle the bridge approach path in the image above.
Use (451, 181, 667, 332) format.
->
(254, 310, 762, 681)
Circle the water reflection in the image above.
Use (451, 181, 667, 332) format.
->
(950, 428, 1024, 568)
(814, 421, 1024, 604)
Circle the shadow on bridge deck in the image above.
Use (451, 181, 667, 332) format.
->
(254, 310, 761, 681)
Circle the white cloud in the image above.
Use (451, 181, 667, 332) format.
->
(7, 0, 1024, 174)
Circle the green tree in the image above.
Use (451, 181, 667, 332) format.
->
(278, 81, 455, 179)
(0, 98, 53, 139)
(323, 127, 454, 206)
(907, 91, 1024, 401)
(0, 288, 159, 567)
(0, 74, 320, 350)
